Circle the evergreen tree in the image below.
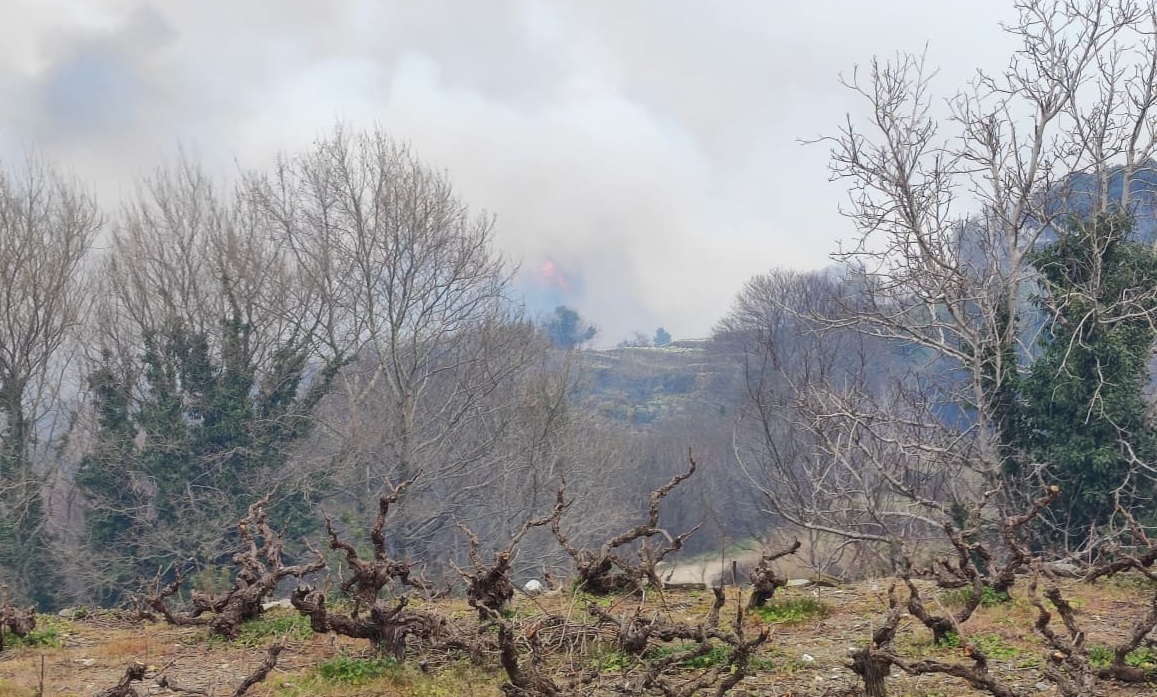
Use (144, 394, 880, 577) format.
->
(1011, 212, 1157, 542)
(544, 306, 597, 349)
(76, 315, 341, 604)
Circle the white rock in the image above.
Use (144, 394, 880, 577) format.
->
(523, 579, 545, 595)
(801, 653, 815, 663)
(262, 598, 293, 611)
(1044, 562, 1081, 578)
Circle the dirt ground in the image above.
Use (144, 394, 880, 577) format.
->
(2, 575, 1157, 696)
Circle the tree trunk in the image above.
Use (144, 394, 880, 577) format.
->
(851, 648, 890, 697)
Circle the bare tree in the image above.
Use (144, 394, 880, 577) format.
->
(722, 269, 913, 575)
(732, 0, 1157, 562)
(255, 125, 570, 566)
(0, 155, 100, 607)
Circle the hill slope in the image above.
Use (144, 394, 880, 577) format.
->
(575, 339, 745, 428)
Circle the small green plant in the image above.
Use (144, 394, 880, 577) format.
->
(1106, 572, 1157, 592)
(943, 586, 1010, 608)
(205, 610, 312, 647)
(971, 633, 1019, 660)
(1088, 644, 1157, 671)
(751, 597, 831, 625)
(2, 616, 66, 649)
(316, 655, 400, 684)
(647, 643, 730, 669)
(646, 642, 774, 671)
(228, 611, 313, 646)
(681, 645, 730, 669)
(1087, 644, 1113, 668)
(593, 649, 632, 672)
(939, 631, 962, 649)
(280, 659, 500, 697)
(980, 586, 1010, 607)
(589, 640, 634, 672)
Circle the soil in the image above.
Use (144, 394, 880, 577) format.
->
(3, 574, 1157, 696)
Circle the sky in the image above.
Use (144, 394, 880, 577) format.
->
(0, 0, 1020, 345)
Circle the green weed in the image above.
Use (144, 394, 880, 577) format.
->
(206, 610, 313, 647)
(924, 631, 1019, 659)
(971, 633, 1020, 660)
(647, 643, 728, 669)
(647, 642, 775, 671)
(2, 616, 66, 649)
(681, 645, 730, 669)
(592, 649, 632, 672)
(589, 639, 634, 672)
(279, 659, 499, 697)
(316, 655, 400, 684)
(1088, 644, 1157, 671)
(752, 597, 831, 625)
(239, 611, 313, 645)
(942, 586, 1010, 608)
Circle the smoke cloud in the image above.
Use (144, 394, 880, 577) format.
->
(0, 0, 1016, 343)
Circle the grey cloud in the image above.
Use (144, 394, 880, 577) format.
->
(32, 4, 172, 141)
(39, 42, 147, 140)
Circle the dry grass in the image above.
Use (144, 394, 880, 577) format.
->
(89, 632, 162, 660)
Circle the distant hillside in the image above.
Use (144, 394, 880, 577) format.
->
(573, 339, 745, 428)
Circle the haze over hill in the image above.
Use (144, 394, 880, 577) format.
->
(0, 0, 1022, 343)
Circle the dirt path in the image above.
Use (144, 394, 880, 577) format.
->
(657, 549, 766, 586)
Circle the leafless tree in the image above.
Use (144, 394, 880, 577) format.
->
(732, 0, 1157, 563)
(253, 125, 593, 568)
(0, 154, 100, 606)
(722, 269, 915, 574)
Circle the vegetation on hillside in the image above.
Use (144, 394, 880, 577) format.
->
(7, 1, 1157, 695)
